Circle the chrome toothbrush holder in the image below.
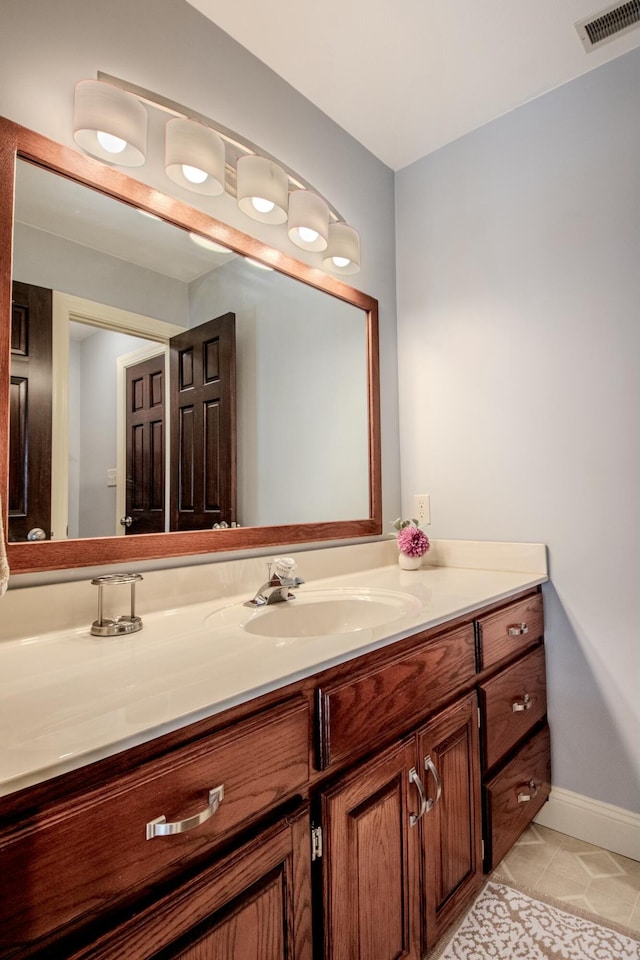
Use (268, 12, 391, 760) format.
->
(91, 573, 143, 636)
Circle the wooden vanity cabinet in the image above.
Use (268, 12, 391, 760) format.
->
(417, 693, 483, 951)
(315, 623, 477, 771)
(476, 592, 551, 871)
(0, 585, 549, 960)
(317, 692, 482, 958)
(319, 737, 421, 960)
(312, 587, 549, 957)
(66, 806, 312, 960)
(0, 697, 311, 960)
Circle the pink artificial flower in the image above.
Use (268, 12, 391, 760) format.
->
(397, 525, 430, 558)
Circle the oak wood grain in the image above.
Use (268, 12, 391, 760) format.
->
(320, 737, 421, 960)
(317, 624, 476, 770)
(0, 698, 308, 955)
(479, 645, 547, 772)
(484, 724, 551, 870)
(67, 807, 310, 960)
(418, 692, 483, 952)
(477, 592, 544, 670)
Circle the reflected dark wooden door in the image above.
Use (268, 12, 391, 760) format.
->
(170, 313, 236, 531)
(9, 281, 53, 541)
(125, 354, 166, 535)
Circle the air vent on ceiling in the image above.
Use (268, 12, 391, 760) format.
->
(575, 0, 640, 51)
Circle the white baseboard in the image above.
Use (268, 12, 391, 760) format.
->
(534, 787, 640, 861)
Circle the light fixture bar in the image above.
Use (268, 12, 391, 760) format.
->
(97, 71, 344, 223)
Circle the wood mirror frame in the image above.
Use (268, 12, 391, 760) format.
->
(0, 117, 382, 575)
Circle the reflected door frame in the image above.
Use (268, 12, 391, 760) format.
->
(51, 293, 182, 541)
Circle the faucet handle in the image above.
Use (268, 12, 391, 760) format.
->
(272, 556, 297, 579)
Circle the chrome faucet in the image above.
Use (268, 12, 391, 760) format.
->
(245, 557, 305, 607)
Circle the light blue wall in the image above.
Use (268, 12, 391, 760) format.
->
(190, 261, 369, 527)
(395, 48, 640, 813)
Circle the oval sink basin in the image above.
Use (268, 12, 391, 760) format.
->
(205, 588, 422, 639)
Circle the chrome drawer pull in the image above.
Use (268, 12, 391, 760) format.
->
(409, 767, 428, 826)
(424, 755, 443, 812)
(512, 693, 532, 712)
(146, 784, 225, 839)
(517, 780, 538, 803)
(508, 623, 529, 637)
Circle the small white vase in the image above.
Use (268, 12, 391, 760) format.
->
(398, 552, 422, 570)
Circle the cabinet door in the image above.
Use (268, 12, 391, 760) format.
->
(417, 693, 483, 952)
(319, 738, 421, 960)
(69, 808, 312, 960)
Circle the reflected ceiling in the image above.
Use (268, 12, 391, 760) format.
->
(15, 161, 235, 282)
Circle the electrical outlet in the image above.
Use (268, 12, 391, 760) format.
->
(413, 494, 431, 525)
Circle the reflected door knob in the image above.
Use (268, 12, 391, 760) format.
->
(27, 527, 47, 541)
(120, 516, 133, 528)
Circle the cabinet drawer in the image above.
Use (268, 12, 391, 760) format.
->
(477, 593, 544, 671)
(66, 807, 311, 960)
(480, 645, 547, 771)
(317, 624, 476, 770)
(484, 725, 551, 870)
(0, 697, 309, 954)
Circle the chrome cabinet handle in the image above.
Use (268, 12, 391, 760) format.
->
(517, 780, 538, 803)
(508, 622, 529, 637)
(146, 785, 225, 839)
(120, 515, 133, 528)
(424, 755, 443, 812)
(409, 767, 428, 826)
(512, 693, 532, 712)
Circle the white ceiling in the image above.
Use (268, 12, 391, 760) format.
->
(186, 0, 640, 170)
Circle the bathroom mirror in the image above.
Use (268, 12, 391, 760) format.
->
(0, 118, 381, 574)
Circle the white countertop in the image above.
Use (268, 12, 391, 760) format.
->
(0, 539, 548, 797)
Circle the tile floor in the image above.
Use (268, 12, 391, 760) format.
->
(492, 822, 640, 933)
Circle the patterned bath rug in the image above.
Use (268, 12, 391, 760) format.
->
(428, 880, 640, 959)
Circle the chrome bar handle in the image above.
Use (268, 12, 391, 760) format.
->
(409, 767, 428, 826)
(512, 693, 532, 712)
(517, 780, 538, 804)
(424, 755, 443, 812)
(146, 785, 225, 839)
(508, 622, 529, 637)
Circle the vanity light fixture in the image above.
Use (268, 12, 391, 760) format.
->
(236, 155, 289, 224)
(165, 118, 225, 195)
(288, 190, 329, 252)
(72, 75, 361, 274)
(73, 80, 147, 167)
(323, 222, 361, 275)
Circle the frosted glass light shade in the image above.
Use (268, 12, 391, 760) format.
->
(73, 80, 147, 167)
(288, 190, 329, 251)
(323, 222, 361, 274)
(165, 118, 225, 195)
(237, 155, 289, 224)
